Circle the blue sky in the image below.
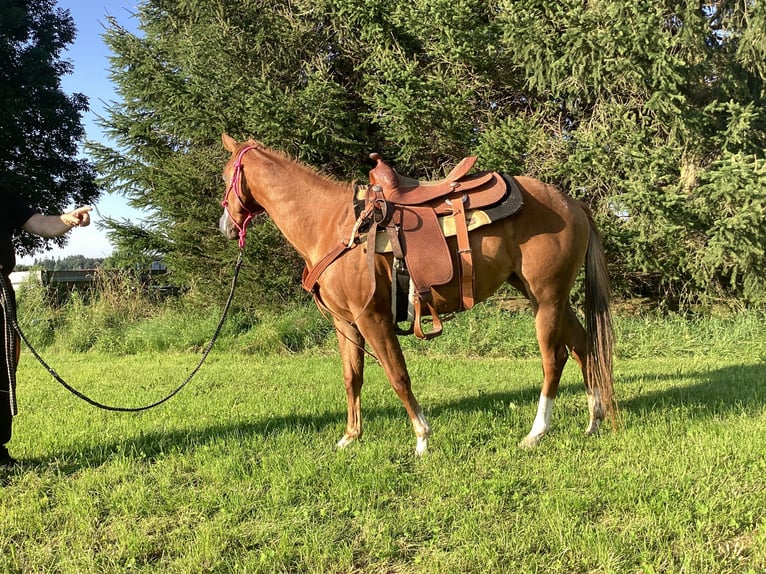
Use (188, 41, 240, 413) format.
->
(22, 0, 143, 262)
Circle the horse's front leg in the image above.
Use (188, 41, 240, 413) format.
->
(334, 319, 365, 449)
(356, 312, 431, 455)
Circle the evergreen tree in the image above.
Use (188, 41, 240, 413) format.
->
(0, 0, 99, 256)
(92, 0, 766, 306)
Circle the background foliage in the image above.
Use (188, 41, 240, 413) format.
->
(16, 255, 105, 271)
(0, 0, 99, 256)
(87, 0, 766, 307)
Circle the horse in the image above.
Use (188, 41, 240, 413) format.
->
(219, 133, 616, 455)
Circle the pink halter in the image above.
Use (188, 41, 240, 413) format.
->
(221, 145, 264, 248)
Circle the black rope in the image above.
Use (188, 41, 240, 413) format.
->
(1, 250, 244, 413)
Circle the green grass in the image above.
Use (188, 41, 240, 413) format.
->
(16, 272, 766, 360)
(2, 321, 765, 573)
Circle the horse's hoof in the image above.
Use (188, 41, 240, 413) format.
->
(518, 434, 543, 450)
(585, 420, 601, 436)
(415, 436, 429, 456)
(336, 435, 357, 449)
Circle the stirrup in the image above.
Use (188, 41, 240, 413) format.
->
(413, 299, 444, 340)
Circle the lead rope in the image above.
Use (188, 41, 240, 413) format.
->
(0, 249, 244, 413)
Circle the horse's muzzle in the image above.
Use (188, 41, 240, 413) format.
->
(219, 211, 238, 240)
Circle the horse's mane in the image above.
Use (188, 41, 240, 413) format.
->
(245, 139, 353, 190)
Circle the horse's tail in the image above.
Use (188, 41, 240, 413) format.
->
(583, 207, 618, 428)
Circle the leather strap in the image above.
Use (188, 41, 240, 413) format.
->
(449, 192, 475, 310)
(302, 240, 351, 293)
(386, 224, 404, 260)
(303, 190, 391, 323)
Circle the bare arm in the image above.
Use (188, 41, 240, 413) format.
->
(22, 206, 93, 238)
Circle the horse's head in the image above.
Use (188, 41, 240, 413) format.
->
(219, 133, 266, 246)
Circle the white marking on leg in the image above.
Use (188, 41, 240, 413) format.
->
(530, 393, 554, 436)
(519, 394, 554, 449)
(413, 410, 430, 456)
(586, 387, 603, 436)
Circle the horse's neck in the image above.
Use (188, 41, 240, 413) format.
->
(249, 159, 355, 265)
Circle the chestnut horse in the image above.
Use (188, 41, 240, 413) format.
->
(219, 133, 616, 455)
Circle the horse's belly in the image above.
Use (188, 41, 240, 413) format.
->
(429, 231, 515, 313)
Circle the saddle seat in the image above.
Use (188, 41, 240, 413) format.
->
(369, 153, 499, 208)
(364, 153, 516, 339)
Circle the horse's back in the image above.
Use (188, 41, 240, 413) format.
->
(512, 176, 589, 237)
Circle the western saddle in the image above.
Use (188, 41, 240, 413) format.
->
(358, 153, 522, 339)
(301, 152, 522, 339)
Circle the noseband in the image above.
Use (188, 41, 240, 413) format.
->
(222, 145, 265, 248)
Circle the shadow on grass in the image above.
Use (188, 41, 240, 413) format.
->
(21, 387, 542, 474)
(13, 362, 764, 475)
(12, 409, 346, 477)
(618, 361, 766, 414)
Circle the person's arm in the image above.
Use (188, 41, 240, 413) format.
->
(22, 206, 93, 238)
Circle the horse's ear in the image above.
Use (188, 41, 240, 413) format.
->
(222, 133, 238, 153)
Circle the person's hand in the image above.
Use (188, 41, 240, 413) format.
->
(61, 206, 93, 228)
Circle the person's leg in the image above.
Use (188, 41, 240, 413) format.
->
(0, 398, 13, 465)
(0, 292, 17, 466)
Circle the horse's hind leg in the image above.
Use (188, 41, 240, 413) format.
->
(561, 307, 604, 436)
(334, 320, 365, 449)
(519, 301, 570, 449)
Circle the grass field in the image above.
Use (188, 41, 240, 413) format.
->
(2, 311, 765, 573)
